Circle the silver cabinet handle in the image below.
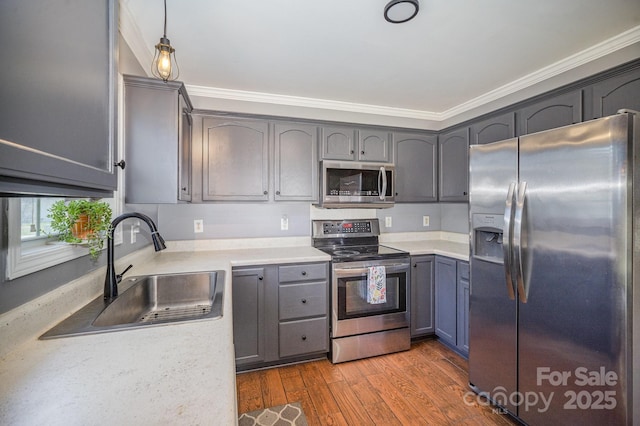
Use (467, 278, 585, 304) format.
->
(503, 182, 516, 300)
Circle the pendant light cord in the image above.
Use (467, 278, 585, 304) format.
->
(163, 0, 167, 38)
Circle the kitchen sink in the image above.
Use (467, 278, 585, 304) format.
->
(40, 271, 224, 339)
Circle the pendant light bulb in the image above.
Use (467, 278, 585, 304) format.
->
(151, 0, 179, 82)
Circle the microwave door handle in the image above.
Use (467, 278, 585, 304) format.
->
(379, 166, 387, 200)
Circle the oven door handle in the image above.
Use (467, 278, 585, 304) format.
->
(333, 263, 410, 276)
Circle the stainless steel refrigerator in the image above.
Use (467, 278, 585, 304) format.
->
(468, 111, 639, 425)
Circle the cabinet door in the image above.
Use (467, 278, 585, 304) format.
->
(320, 126, 357, 160)
(232, 268, 266, 366)
(358, 129, 391, 162)
(456, 261, 470, 356)
(435, 257, 457, 347)
(394, 133, 437, 202)
(124, 76, 190, 204)
(517, 91, 582, 135)
(589, 67, 640, 119)
(178, 92, 192, 202)
(202, 118, 269, 201)
(273, 123, 318, 201)
(438, 128, 469, 202)
(469, 112, 515, 145)
(0, 0, 117, 197)
(411, 256, 435, 337)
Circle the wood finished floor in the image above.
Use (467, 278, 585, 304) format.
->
(236, 338, 519, 425)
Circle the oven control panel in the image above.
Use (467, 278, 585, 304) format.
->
(312, 219, 380, 238)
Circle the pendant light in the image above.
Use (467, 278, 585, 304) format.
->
(384, 0, 419, 24)
(151, 0, 179, 81)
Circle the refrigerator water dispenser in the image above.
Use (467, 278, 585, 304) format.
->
(472, 214, 504, 263)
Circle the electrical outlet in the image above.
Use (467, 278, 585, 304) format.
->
(385, 216, 392, 227)
(423, 215, 430, 227)
(281, 215, 289, 231)
(194, 219, 204, 233)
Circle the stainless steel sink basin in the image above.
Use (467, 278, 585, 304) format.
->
(40, 271, 224, 339)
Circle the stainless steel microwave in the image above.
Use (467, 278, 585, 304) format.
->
(317, 161, 395, 208)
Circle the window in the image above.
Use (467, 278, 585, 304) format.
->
(6, 195, 122, 280)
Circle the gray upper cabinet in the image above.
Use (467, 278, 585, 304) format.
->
(517, 91, 582, 135)
(0, 0, 118, 197)
(202, 118, 269, 201)
(394, 132, 438, 202)
(320, 126, 357, 160)
(469, 112, 515, 145)
(320, 126, 391, 162)
(588, 67, 640, 119)
(358, 129, 392, 162)
(124, 76, 193, 203)
(438, 128, 469, 202)
(273, 123, 318, 201)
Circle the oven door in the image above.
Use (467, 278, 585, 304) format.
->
(331, 258, 410, 338)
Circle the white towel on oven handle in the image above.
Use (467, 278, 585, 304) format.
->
(367, 265, 386, 304)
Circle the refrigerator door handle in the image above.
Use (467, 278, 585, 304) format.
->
(513, 181, 528, 303)
(502, 182, 517, 300)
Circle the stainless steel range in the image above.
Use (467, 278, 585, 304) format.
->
(312, 219, 411, 363)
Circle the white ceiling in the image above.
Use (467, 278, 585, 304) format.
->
(121, 0, 640, 127)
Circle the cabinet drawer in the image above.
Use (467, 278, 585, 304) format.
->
(458, 261, 469, 280)
(279, 317, 328, 358)
(279, 263, 327, 283)
(279, 282, 327, 320)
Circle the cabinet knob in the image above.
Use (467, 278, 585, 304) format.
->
(258, 276, 263, 281)
(350, 150, 354, 154)
(463, 191, 468, 196)
(114, 160, 126, 170)
(413, 263, 417, 268)
(301, 335, 307, 341)
(361, 150, 365, 155)
(276, 190, 281, 195)
(395, 192, 399, 196)
(263, 191, 268, 195)
(301, 271, 307, 276)
(301, 298, 307, 304)
(181, 187, 187, 191)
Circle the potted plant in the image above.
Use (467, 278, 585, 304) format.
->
(47, 199, 113, 260)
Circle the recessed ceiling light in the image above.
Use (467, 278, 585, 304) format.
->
(384, 0, 419, 24)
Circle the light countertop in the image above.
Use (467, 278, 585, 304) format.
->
(0, 233, 466, 425)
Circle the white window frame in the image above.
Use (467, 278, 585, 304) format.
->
(6, 74, 126, 280)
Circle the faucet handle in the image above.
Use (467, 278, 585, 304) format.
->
(116, 264, 133, 283)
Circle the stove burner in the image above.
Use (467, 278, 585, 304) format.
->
(333, 249, 360, 256)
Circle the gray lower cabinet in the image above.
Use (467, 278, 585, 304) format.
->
(587, 67, 640, 119)
(469, 112, 516, 145)
(124, 75, 193, 203)
(232, 267, 269, 366)
(435, 256, 469, 357)
(411, 255, 435, 337)
(233, 262, 329, 370)
(456, 261, 470, 355)
(273, 123, 318, 201)
(394, 132, 438, 202)
(0, 0, 118, 197)
(438, 128, 469, 202)
(202, 117, 270, 201)
(517, 90, 582, 135)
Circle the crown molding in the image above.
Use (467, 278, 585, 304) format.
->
(440, 25, 640, 120)
(120, 2, 640, 123)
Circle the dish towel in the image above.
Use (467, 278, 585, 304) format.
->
(367, 266, 387, 304)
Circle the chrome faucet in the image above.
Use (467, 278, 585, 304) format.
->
(104, 212, 166, 301)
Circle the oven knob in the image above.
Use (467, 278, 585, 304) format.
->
(301, 299, 307, 304)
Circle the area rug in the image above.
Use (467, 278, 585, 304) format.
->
(238, 402, 308, 426)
